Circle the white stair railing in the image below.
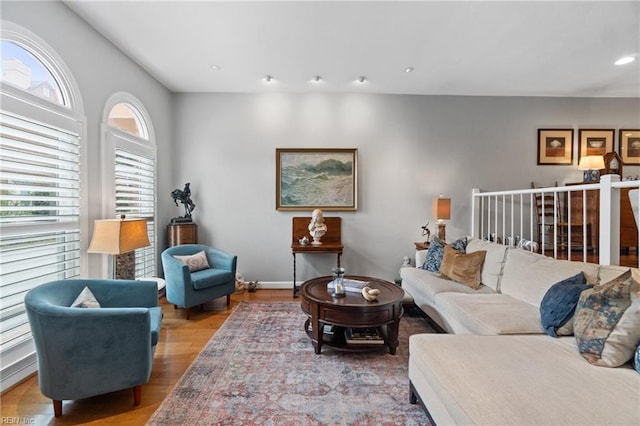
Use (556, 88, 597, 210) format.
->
(471, 175, 640, 267)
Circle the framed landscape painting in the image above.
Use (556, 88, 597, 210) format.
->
(619, 129, 640, 165)
(537, 129, 574, 165)
(276, 148, 357, 211)
(578, 129, 614, 163)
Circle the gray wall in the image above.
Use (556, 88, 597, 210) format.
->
(2, 1, 174, 277)
(174, 93, 640, 284)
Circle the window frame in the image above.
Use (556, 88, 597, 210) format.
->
(100, 93, 157, 279)
(0, 20, 86, 392)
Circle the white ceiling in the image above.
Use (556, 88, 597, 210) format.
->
(64, 1, 640, 97)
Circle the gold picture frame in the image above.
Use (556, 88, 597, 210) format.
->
(537, 129, 574, 165)
(619, 129, 640, 165)
(276, 148, 357, 211)
(578, 129, 614, 163)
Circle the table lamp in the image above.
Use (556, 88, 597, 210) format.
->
(88, 216, 150, 279)
(432, 196, 451, 242)
(578, 155, 605, 182)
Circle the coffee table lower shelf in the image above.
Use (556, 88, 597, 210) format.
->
(303, 318, 389, 353)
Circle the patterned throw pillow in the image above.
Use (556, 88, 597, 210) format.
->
(539, 272, 592, 337)
(439, 245, 486, 289)
(574, 270, 640, 367)
(71, 287, 101, 308)
(421, 236, 467, 272)
(173, 250, 211, 272)
(635, 345, 640, 374)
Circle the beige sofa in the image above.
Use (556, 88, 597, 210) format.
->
(401, 238, 640, 425)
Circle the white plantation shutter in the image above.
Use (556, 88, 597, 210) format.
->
(0, 112, 81, 353)
(115, 148, 155, 278)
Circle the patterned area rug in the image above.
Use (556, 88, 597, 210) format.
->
(147, 302, 435, 425)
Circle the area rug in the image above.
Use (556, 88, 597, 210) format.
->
(147, 302, 435, 425)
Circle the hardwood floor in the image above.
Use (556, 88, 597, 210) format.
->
(0, 289, 296, 425)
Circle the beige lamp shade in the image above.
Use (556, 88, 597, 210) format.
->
(87, 218, 150, 255)
(578, 155, 605, 170)
(432, 197, 451, 221)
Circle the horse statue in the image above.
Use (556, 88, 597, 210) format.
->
(171, 182, 196, 222)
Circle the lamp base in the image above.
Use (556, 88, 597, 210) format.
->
(437, 223, 446, 243)
(115, 251, 135, 280)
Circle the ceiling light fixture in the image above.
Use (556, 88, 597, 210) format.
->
(264, 75, 273, 83)
(210, 64, 221, 71)
(615, 55, 637, 66)
(357, 76, 367, 84)
(312, 75, 322, 83)
(404, 67, 414, 73)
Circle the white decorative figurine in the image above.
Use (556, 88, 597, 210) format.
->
(308, 209, 327, 245)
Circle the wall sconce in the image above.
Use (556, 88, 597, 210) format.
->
(578, 155, 605, 182)
(87, 216, 150, 279)
(432, 196, 451, 242)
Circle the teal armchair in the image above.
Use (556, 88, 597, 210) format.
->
(161, 244, 237, 319)
(25, 279, 162, 417)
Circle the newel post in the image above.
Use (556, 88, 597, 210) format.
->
(599, 174, 620, 266)
(471, 188, 480, 239)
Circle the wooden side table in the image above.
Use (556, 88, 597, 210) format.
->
(167, 222, 197, 246)
(291, 217, 343, 296)
(414, 242, 430, 250)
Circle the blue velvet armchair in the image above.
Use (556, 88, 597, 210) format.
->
(161, 244, 237, 319)
(25, 279, 162, 417)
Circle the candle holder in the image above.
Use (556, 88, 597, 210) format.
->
(331, 267, 346, 298)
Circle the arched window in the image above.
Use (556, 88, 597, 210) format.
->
(102, 95, 157, 279)
(0, 21, 85, 390)
(1, 40, 65, 105)
(108, 102, 149, 140)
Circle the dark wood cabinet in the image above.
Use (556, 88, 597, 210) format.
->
(565, 184, 637, 251)
(167, 223, 198, 247)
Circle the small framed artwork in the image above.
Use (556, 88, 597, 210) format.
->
(578, 129, 614, 162)
(537, 129, 574, 165)
(276, 148, 357, 211)
(619, 129, 640, 165)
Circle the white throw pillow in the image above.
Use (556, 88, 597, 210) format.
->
(71, 287, 101, 308)
(173, 250, 210, 272)
(465, 237, 508, 292)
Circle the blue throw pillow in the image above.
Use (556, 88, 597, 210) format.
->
(539, 272, 592, 337)
(421, 236, 467, 273)
(634, 345, 640, 374)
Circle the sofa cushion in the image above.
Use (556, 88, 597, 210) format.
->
(540, 272, 592, 337)
(409, 334, 640, 425)
(598, 264, 631, 285)
(422, 236, 467, 272)
(400, 267, 495, 306)
(173, 250, 210, 272)
(149, 306, 162, 346)
(500, 248, 599, 308)
(434, 293, 544, 334)
(574, 270, 640, 367)
(465, 238, 509, 292)
(191, 268, 235, 290)
(71, 287, 101, 308)
(439, 246, 486, 290)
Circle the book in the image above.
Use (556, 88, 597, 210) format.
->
(327, 278, 370, 293)
(345, 327, 384, 345)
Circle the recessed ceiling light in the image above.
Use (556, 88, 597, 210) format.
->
(264, 75, 273, 83)
(615, 55, 637, 66)
(357, 76, 367, 84)
(312, 75, 322, 83)
(210, 64, 221, 71)
(404, 67, 414, 73)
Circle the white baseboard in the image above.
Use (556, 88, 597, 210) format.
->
(1, 353, 37, 393)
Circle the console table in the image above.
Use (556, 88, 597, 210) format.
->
(291, 216, 343, 296)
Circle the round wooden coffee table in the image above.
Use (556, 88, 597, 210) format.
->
(300, 275, 404, 355)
